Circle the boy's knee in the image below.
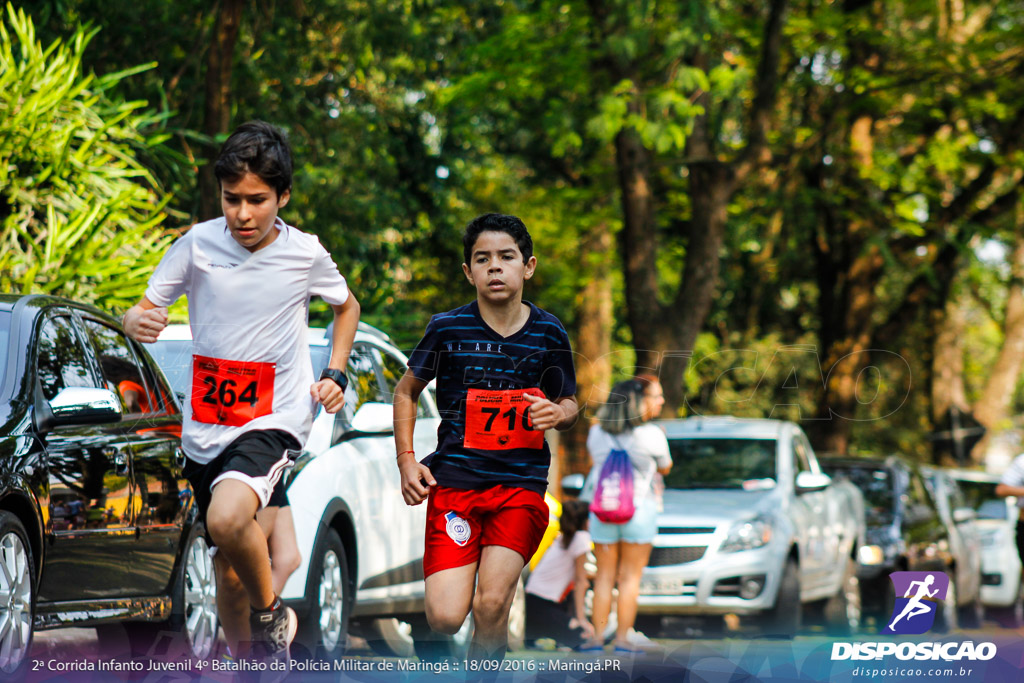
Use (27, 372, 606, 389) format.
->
(426, 604, 469, 635)
(206, 507, 246, 545)
(472, 589, 511, 624)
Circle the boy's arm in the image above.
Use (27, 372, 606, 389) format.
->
(311, 294, 360, 414)
(394, 370, 436, 505)
(523, 394, 579, 431)
(123, 297, 169, 343)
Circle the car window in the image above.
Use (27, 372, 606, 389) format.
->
(792, 435, 811, 475)
(37, 315, 95, 401)
(133, 342, 178, 415)
(376, 345, 431, 418)
(907, 471, 933, 509)
(346, 345, 387, 418)
(83, 320, 153, 416)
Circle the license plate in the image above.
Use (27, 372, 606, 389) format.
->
(640, 576, 684, 595)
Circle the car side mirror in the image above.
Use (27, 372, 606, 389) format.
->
(952, 506, 976, 524)
(561, 473, 585, 496)
(350, 402, 394, 434)
(795, 471, 831, 493)
(49, 388, 122, 426)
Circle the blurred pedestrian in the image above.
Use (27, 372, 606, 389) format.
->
(995, 453, 1024, 565)
(525, 499, 594, 649)
(580, 375, 671, 653)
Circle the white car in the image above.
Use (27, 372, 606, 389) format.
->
(149, 322, 446, 660)
(948, 469, 1023, 626)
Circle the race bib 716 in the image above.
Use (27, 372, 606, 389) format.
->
(191, 355, 275, 427)
(463, 387, 545, 450)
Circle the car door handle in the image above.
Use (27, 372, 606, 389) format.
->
(174, 446, 186, 468)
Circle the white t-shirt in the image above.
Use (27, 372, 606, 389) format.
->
(525, 530, 591, 603)
(585, 422, 672, 505)
(145, 217, 349, 464)
(1000, 453, 1024, 509)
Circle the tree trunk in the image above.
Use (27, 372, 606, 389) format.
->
(562, 222, 614, 483)
(972, 228, 1024, 460)
(199, 0, 245, 220)
(932, 297, 970, 423)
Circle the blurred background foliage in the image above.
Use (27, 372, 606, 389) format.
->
(7, 0, 1024, 469)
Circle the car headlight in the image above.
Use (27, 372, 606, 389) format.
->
(720, 516, 773, 553)
(858, 544, 886, 565)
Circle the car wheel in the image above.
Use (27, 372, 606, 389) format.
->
(824, 557, 861, 636)
(0, 513, 33, 679)
(934, 570, 959, 633)
(633, 614, 663, 638)
(362, 618, 414, 658)
(758, 558, 801, 638)
(96, 522, 218, 660)
(296, 528, 350, 661)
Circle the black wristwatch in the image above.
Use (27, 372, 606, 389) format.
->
(319, 368, 349, 392)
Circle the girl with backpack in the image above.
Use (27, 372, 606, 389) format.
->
(579, 375, 672, 654)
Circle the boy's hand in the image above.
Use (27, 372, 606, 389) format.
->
(125, 306, 168, 343)
(311, 378, 346, 413)
(398, 453, 436, 506)
(523, 393, 566, 431)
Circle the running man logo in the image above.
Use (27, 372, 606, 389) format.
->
(883, 571, 950, 635)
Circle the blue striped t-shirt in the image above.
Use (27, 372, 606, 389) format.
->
(407, 300, 576, 494)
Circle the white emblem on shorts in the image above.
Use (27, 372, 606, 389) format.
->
(445, 511, 471, 546)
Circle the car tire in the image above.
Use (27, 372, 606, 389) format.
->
(990, 581, 1024, 628)
(96, 522, 219, 660)
(362, 618, 415, 658)
(633, 614, 663, 638)
(824, 557, 861, 636)
(758, 558, 801, 638)
(934, 570, 959, 633)
(296, 528, 350, 661)
(0, 513, 33, 680)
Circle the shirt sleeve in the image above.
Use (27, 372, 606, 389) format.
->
(569, 530, 592, 559)
(540, 319, 577, 400)
(1000, 454, 1024, 487)
(145, 231, 194, 307)
(407, 315, 442, 383)
(308, 240, 349, 306)
(639, 423, 672, 470)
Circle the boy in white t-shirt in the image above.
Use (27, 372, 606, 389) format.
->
(123, 121, 360, 662)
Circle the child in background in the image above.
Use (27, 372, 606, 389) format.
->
(524, 499, 594, 650)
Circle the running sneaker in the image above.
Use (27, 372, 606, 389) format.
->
(249, 597, 297, 663)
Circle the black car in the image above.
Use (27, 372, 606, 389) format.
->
(819, 455, 971, 629)
(0, 294, 216, 676)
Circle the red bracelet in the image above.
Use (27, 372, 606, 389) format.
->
(397, 450, 415, 458)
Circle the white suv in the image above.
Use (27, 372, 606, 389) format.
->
(149, 322, 444, 660)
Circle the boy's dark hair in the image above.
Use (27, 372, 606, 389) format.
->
(559, 499, 590, 549)
(462, 213, 533, 265)
(214, 121, 293, 198)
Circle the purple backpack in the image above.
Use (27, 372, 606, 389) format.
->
(591, 441, 635, 524)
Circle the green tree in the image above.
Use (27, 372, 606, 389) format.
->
(0, 4, 174, 311)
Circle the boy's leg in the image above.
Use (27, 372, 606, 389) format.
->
(471, 545, 525, 660)
(206, 479, 275, 609)
(267, 506, 301, 594)
(424, 563, 477, 634)
(214, 552, 250, 656)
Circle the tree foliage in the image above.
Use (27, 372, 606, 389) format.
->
(0, 3, 173, 310)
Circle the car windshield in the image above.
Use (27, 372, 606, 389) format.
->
(0, 310, 9, 389)
(821, 464, 895, 524)
(663, 438, 777, 490)
(146, 340, 194, 397)
(954, 479, 1004, 519)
